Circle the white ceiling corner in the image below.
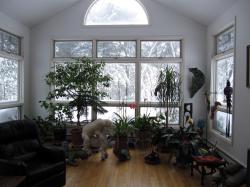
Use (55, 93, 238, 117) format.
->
(0, 0, 81, 28)
(153, 0, 238, 25)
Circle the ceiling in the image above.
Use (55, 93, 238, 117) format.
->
(0, 0, 238, 28)
(0, 0, 80, 27)
(154, 0, 238, 25)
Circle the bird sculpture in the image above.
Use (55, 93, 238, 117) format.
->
(189, 68, 205, 98)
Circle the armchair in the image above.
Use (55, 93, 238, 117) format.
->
(0, 120, 66, 187)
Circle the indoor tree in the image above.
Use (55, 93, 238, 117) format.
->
(154, 66, 181, 127)
(40, 57, 111, 126)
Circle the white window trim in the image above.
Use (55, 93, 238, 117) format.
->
(210, 25, 235, 142)
(83, 0, 151, 27)
(51, 38, 183, 125)
(0, 32, 23, 121)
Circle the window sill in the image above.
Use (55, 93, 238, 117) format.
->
(210, 128, 232, 145)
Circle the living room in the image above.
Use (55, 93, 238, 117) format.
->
(0, 0, 250, 186)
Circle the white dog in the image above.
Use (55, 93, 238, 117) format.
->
(82, 119, 113, 160)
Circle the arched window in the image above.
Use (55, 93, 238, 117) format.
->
(84, 0, 149, 25)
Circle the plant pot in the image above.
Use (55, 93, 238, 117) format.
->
(71, 128, 83, 147)
(53, 128, 66, 142)
(113, 136, 130, 161)
(136, 129, 152, 148)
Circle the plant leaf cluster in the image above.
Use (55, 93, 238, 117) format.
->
(113, 113, 136, 137)
(40, 57, 111, 125)
(154, 66, 181, 126)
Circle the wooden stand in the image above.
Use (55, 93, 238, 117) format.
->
(191, 155, 226, 186)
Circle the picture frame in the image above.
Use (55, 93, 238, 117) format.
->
(247, 45, 250, 87)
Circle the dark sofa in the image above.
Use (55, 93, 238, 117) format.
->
(0, 120, 66, 187)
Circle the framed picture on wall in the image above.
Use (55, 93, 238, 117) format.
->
(247, 45, 250, 87)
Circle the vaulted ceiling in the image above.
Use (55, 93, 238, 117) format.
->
(0, 0, 238, 28)
(154, 0, 238, 25)
(0, 0, 80, 27)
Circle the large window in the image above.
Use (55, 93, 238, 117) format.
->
(211, 26, 234, 138)
(0, 29, 22, 122)
(84, 0, 149, 25)
(53, 40, 182, 124)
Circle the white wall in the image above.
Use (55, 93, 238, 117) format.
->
(207, 0, 250, 166)
(0, 11, 30, 116)
(30, 0, 206, 123)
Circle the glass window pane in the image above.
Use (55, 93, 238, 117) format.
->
(97, 106, 135, 120)
(0, 30, 20, 55)
(140, 107, 179, 124)
(141, 41, 181, 58)
(140, 107, 162, 117)
(85, 0, 148, 25)
(140, 63, 180, 102)
(0, 107, 20, 123)
(55, 107, 92, 123)
(54, 41, 92, 57)
(216, 27, 234, 54)
(214, 111, 232, 136)
(97, 41, 136, 58)
(0, 57, 18, 103)
(101, 63, 135, 101)
(216, 57, 234, 105)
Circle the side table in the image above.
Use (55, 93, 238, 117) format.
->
(191, 155, 226, 186)
(0, 176, 26, 187)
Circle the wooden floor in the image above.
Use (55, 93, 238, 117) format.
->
(66, 149, 213, 187)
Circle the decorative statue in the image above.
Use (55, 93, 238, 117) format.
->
(82, 119, 113, 160)
(224, 80, 233, 137)
(224, 80, 233, 113)
(189, 68, 205, 98)
(184, 116, 194, 129)
(210, 101, 222, 120)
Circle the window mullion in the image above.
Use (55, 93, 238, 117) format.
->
(135, 39, 140, 116)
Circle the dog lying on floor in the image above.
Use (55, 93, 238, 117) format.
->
(82, 119, 113, 160)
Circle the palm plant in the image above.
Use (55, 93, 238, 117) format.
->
(154, 66, 181, 127)
(113, 112, 136, 161)
(113, 112, 135, 137)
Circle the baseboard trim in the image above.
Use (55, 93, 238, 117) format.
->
(207, 140, 247, 168)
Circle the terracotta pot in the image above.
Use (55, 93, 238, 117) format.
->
(71, 128, 83, 147)
(136, 130, 152, 148)
(113, 136, 131, 161)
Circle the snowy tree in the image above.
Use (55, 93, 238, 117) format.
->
(0, 57, 18, 102)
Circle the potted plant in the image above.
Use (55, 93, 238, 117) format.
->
(132, 114, 155, 148)
(39, 102, 71, 143)
(154, 66, 182, 127)
(113, 113, 135, 161)
(40, 57, 111, 146)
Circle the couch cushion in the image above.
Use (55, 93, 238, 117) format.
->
(0, 120, 39, 143)
(0, 139, 40, 159)
(26, 157, 65, 185)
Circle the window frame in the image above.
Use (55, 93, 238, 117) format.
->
(0, 29, 23, 121)
(96, 40, 137, 59)
(52, 38, 183, 125)
(140, 40, 182, 59)
(83, 0, 150, 26)
(210, 25, 235, 141)
(53, 40, 93, 58)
